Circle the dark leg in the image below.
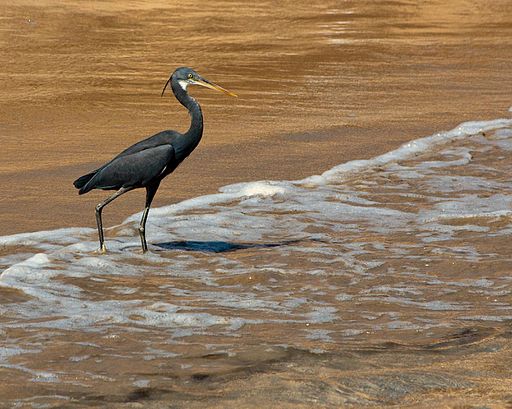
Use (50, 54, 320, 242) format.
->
(139, 183, 160, 253)
(95, 187, 130, 253)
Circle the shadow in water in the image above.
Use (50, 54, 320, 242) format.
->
(155, 240, 299, 253)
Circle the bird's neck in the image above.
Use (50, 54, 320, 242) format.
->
(171, 80, 203, 141)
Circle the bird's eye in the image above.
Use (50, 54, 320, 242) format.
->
(188, 73, 193, 79)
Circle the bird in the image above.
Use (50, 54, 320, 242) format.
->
(73, 67, 237, 254)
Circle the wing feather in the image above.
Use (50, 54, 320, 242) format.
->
(79, 144, 175, 194)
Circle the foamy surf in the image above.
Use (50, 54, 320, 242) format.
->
(1, 117, 512, 403)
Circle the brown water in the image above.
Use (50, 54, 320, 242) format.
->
(1, 0, 511, 234)
(2, 121, 512, 408)
(1, 1, 512, 407)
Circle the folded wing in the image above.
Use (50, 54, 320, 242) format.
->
(77, 144, 175, 195)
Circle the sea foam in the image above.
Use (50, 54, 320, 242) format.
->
(0, 117, 511, 360)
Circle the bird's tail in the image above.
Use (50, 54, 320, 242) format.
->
(73, 171, 97, 194)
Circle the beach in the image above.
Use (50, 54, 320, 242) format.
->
(1, 1, 512, 407)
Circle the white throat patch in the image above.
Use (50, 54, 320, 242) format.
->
(178, 79, 189, 91)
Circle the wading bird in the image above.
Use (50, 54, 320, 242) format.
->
(73, 67, 237, 253)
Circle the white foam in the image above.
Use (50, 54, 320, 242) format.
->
(220, 181, 287, 197)
(1, 253, 53, 284)
(302, 119, 512, 185)
(0, 227, 92, 247)
(0, 116, 512, 347)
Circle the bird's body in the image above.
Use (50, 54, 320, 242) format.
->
(74, 67, 236, 253)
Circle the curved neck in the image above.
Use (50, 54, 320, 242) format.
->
(171, 78, 203, 139)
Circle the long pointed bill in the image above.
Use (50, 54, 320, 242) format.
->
(195, 78, 238, 97)
(161, 78, 170, 97)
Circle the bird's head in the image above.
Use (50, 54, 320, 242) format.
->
(161, 67, 237, 97)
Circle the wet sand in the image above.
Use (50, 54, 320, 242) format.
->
(2, 1, 512, 408)
(1, 0, 511, 235)
(2, 328, 512, 408)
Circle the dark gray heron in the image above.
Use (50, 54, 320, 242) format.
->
(73, 67, 237, 253)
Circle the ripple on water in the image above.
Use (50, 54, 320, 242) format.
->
(1, 119, 512, 403)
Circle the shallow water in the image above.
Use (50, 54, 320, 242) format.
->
(2, 0, 512, 406)
(2, 119, 512, 407)
(1, 0, 512, 234)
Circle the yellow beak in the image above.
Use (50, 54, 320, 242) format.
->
(194, 78, 238, 97)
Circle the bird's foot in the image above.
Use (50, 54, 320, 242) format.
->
(98, 244, 107, 255)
